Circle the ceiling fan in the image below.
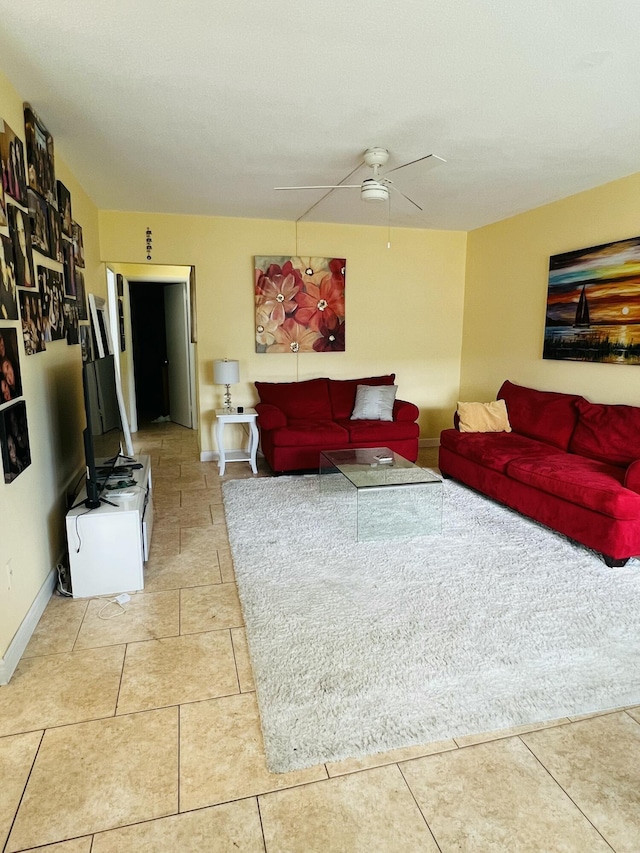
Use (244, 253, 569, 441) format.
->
(274, 147, 446, 218)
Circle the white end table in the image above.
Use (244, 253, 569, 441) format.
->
(215, 408, 259, 475)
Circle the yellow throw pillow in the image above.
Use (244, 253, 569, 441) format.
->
(457, 400, 512, 433)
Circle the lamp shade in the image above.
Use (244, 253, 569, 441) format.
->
(214, 359, 239, 385)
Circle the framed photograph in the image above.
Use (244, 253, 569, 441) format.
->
(75, 268, 88, 320)
(0, 119, 28, 206)
(72, 221, 85, 268)
(28, 188, 50, 257)
(79, 324, 93, 363)
(0, 235, 18, 321)
(56, 180, 72, 237)
(62, 239, 76, 297)
(0, 326, 22, 403)
(544, 236, 640, 364)
(64, 298, 79, 345)
(39, 266, 65, 342)
(0, 399, 31, 483)
(8, 204, 35, 289)
(48, 204, 63, 263)
(19, 289, 46, 355)
(0, 147, 5, 226)
(24, 104, 56, 205)
(118, 297, 126, 351)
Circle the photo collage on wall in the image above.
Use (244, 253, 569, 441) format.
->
(0, 104, 91, 483)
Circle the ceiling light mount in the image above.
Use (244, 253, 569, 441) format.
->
(362, 147, 389, 169)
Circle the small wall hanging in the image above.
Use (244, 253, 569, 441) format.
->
(544, 236, 640, 364)
(255, 256, 346, 353)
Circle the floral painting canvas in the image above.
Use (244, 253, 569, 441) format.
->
(255, 256, 346, 353)
(544, 236, 640, 364)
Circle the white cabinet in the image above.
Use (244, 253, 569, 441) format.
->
(65, 455, 153, 598)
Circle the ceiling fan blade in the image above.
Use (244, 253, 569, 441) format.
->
(385, 153, 446, 176)
(274, 185, 360, 190)
(291, 159, 365, 222)
(388, 182, 423, 211)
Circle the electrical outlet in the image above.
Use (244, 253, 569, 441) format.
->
(5, 558, 13, 592)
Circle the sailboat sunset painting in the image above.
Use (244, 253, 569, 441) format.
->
(544, 236, 640, 364)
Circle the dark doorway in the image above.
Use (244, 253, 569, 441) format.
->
(129, 281, 169, 422)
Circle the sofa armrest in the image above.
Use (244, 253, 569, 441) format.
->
(624, 459, 640, 494)
(255, 402, 287, 431)
(393, 399, 419, 422)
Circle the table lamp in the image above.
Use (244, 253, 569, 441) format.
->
(214, 358, 240, 411)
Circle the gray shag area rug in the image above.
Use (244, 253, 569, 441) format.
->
(222, 474, 640, 772)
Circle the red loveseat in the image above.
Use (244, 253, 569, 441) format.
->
(439, 380, 640, 567)
(255, 375, 419, 474)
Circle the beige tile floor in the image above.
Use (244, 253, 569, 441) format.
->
(2, 424, 640, 852)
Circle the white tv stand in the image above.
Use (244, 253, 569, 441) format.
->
(65, 455, 154, 598)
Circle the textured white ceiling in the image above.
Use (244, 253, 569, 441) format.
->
(0, 0, 638, 230)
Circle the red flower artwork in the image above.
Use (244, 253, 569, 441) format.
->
(255, 256, 346, 353)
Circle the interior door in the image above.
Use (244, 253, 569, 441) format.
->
(164, 282, 192, 428)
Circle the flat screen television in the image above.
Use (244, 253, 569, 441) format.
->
(81, 354, 128, 508)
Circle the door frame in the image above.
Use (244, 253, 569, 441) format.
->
(106, 266, 196, 435)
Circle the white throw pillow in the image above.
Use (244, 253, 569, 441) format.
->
(350, 385, 397, 421)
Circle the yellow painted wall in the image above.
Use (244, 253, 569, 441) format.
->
(462, 172, 640, 405)
(0, 70, 103, 658)
(99, 212, 468, 450)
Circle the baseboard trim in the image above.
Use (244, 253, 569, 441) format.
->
(0, 567, 56, 685)
(419, 438, 441, 448)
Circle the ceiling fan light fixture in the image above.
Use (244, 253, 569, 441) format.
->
(361, 179, 389, 203)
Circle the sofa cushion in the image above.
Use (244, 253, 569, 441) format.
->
(457, 400, 512, 433)
(440, 428, 565, 474)
(339, 418, 419, 444)
(255, 378, 332, 420)
(506, 454, 640, 520)
(255, 402, 287, 431)
(269, 419, 348, 448)
(568, 399, 640, 468)
(497, 380, 583, 451)
(351, 384, 397, 421)
(624, 459, 640, 494)
(328, 375, 396, 420)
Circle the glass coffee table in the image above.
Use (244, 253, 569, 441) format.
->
(319, 446, 443, 541)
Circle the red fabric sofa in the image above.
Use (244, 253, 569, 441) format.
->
(255, 374, 419, 473)
(439, 380, 640, 567)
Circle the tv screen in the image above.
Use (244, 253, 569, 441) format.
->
(82, 354, 126, 507)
